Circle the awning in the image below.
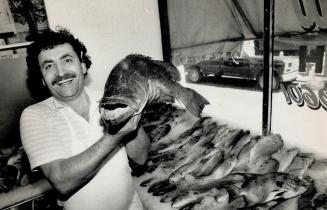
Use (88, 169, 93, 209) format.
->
(0, 0, 16, 35)
(167, 0, 327, 65)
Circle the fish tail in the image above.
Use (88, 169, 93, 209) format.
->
(178, 87, 210, 117)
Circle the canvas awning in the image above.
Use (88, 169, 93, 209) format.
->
(0, 0, 16, 35)
(167, 0, 327, 65)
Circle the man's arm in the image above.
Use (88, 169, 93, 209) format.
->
(39, 115, 141, 200)
(125, 126, 150, 165)
(39, 133, 122, 200)
(21, 109, 140, 200)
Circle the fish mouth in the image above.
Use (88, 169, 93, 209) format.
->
(99, 96, 139, 126)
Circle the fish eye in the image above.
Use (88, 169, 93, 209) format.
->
(275, 191, 285, 197)
(276, 181, 284, 187)
(293, 178, 305, 185)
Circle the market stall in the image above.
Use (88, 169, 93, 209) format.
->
(0, 0, 327, 209)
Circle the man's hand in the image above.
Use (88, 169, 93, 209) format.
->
(117, 114, 141, 135)
(114, 114, 142, 145)
(101, 113, 142, 142)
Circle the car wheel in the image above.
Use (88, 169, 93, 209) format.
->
(214, 74, 222, 80)
(257, 72, 280, 90)
(188, 68, 202, 82)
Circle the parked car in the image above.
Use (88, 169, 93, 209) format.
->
(184, 55, 299, 90)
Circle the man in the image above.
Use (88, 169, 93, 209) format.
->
(20, 28, 150, 210)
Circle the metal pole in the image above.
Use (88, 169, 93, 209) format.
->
(262, 0, 275, 135)
(158, 0, 172, 63)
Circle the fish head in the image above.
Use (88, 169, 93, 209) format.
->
(272, 173, 308, 200)
(270, 134, 284, 147)
(99, 57, 149, 130)
(243, 173, 308, 206)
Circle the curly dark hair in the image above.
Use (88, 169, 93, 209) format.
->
(26, 27, 92, 100)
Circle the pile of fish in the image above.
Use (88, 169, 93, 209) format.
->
(134, 103, 327, 210)
(0, 146, 34, 192)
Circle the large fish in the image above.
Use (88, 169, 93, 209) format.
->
(234, 172, 308, 208)
(249, 134, 284, 163)
(99, 54, 210, 132)
(272, 147, 299, 172)
(285, 153, 315, 178)
(171, 188, 245, 210)
(304, 158, 327, 193)
(160, 172, 308, 209)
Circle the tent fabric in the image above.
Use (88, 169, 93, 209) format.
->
(167, 0, 327, 65)
(167, 0, 252, 49)
(0, 0, 16, 35)
(167, 0, 254, 65)
(238, 0, 327, 35)
(172, 40, 243, 66)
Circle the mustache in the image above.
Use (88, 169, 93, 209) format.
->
(52, 73, 76, 85)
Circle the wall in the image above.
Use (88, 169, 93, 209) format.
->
(44, 0, 163, 91)
(0, 57, 37, 148)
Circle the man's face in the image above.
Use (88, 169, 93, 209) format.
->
(38, 43, 87, 101)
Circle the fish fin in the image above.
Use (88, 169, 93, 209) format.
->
(152, 183, 177, 196)
(140, 177, 155, 187)
(148, 179, 170, 193)
(135, 92, 149, 115)
(151, 60, 181, 81)
(178, 87, 210, 117)
(264, 190, 287, 203)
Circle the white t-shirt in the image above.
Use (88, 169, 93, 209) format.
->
(20, 88, 143, 210)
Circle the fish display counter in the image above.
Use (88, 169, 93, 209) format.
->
(132, 103, 327, 210)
